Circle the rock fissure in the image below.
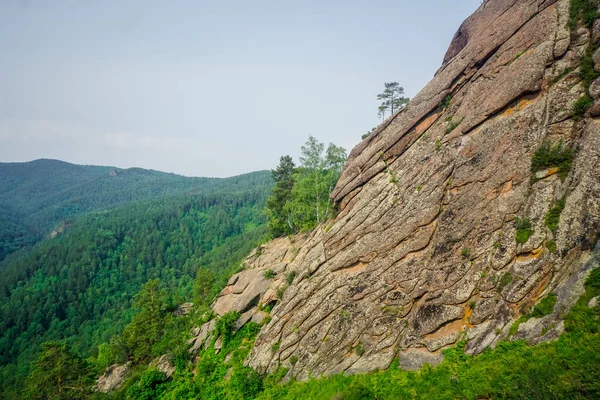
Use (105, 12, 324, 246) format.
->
(194, 0, 600, 379)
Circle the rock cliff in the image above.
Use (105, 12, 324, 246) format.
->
(190, 0, 600, 381)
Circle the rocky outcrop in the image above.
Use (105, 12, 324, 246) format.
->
(149, 354, 176, 378)
(188, 236, 306, 352)
(196, 0, 600, 381)
(96, 362, 131, 393)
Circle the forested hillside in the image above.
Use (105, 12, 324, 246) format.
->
(0, 184, 270, 398)
(0, 159, 271, 261)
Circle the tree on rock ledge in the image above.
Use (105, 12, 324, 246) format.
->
(377, 82, 409, 119)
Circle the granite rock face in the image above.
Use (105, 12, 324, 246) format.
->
(197, 0, 600, 380)
(96, 363, 131, 393)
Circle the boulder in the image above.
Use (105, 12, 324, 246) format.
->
(96, 362, 131, 393)
(150, 354, 175, 378)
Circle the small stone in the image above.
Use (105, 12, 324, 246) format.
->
(192, 326, 200, 337)
(588, 296, 599, 308)
(224, 353, 233, 363)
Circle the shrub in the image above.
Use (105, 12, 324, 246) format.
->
(545, 198, 566, 233)
(587, 267, 600, 289)
(286, 271, 297, 285)
(445, 117, 462, 134)
(515, 217, 533, 244)
(461, 248, 471, 259)
(355, 342, 365, 356)
(271, 342, 281, 353)
(335, 383, 376, 400)
(569, 0, 599, 29)
(126, 368, 167, 400)
(263, 269, 276, 279)
(546, 240, 557, 253)
(530, 294, 558, 318)
(276, 284, 287, 299)
(289, 355, 298, 365)
(499, 272, 513, 291)
(230, 366, 264, 398)
(531, 141, 574, 180)
(215, 311, 240, 346)
(572, 95, 593, 120)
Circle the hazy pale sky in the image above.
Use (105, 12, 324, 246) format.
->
(0, 0, 480, 177)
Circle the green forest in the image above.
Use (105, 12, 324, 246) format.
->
(2, 132, 599, 399)
(0, 159, 271, 261)
(0, 162, 272, 398)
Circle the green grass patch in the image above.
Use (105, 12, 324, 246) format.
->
(255, 270, 600, 400)
(569, 0, 599, 30)
(515, 217, 533, 244)
(263, 269, 277, 279)
(545, 197, 566, 233)
(113, 267, 600, 400)
(572, 95, 594, 120)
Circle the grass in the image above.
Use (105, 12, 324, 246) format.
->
(445, 117, 462, 134)
(113, 268, 600, 400)
(514, 217, 533, 244)
(256, 268, 600, 400)
(545, 197, 566, 233)
(531, 141, 574, 181)
(572, 95, 594, 120)
(263, 269, 277, 279)
(569, 0, 599, 30)
(498, 272, 513, 291)
(546, 240, 557, 253)
(286, 271, 296, 285)
(461, 248, 470, 259)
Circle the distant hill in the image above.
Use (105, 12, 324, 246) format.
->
(0, 159, 271, 260)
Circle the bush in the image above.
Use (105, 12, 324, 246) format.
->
(230, 366, 264, 398)
(126, 368, 167, 400)
(214, 311, 240, 346)
(336, 383, 376, 400)
(263, 269, 277, 279)
(286, 271, 297, 285)
(531, 141, 574, 180)
(569, 0, 599, 29)
(499, 272, 513, 291)
(545, 198, 566, 233)
(530, 294, 558, 318)
(572, 95, 594, 120)
(515, 217, 533, 244)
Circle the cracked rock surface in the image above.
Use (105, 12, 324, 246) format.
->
(193, 0, 600, 380)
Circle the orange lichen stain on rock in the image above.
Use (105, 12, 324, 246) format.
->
(463, 303, 475, 329)
(515, 246, 544, 262)
(415, 112, 442, 136)
(486, 180, 514, 201)
(501, 97, 537, 117)
(423, 319, 464, 340)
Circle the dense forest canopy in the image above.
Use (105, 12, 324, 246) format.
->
(0, 167, 272, 398)
(0, 159, 271, 261)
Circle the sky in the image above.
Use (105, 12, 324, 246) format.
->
(0, 0, 481, 178)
